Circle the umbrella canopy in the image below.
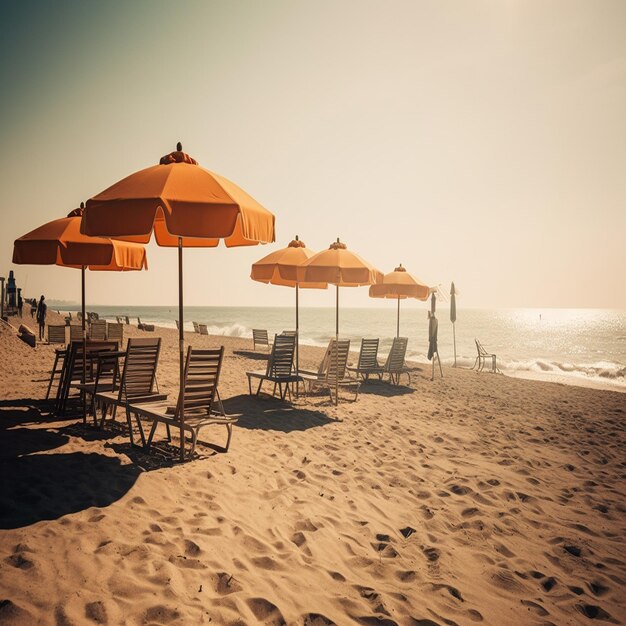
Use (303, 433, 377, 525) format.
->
(369, 264, 429, 300)
(251, 236, 326, 288)
(251, 236, 327, 385)
(13, 205, 148, 422)
(369, 264, 429, 337)
(80, 144, 275, 460)
(297, 239, 382, 287)
(13, 207, 148, 271)
(82, 144, 275, 247)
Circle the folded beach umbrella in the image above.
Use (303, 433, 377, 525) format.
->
(297, 238, 382, 404)
(369, 264, 429, 337)
(81, 143, 275, 460)
(13, 205, 148, 415)
(251, 236, 327, 379)
(450, 281, 457, 366)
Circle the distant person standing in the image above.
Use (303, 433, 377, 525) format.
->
(30, 300, 36, 318)
(36, 295, 47, 340)
(17, 293, 23, 317)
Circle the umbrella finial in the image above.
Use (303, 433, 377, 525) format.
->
(330, 238, 346, 250)
(295, 235, 299, 241)
(176, 141, 183, 151)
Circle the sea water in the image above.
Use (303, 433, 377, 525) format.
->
(59, 305, 626, 392)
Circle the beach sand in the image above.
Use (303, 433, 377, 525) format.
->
(0, 317, 624, 625)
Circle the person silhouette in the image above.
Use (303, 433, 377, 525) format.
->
(36, 295, 47, 340)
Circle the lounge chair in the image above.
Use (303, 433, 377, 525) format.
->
(55, 340, 119, 415)
(192, 321, 200, 333)
(127, 346, 237, 459)
(199, 324, 209, 335)
(137, 317, 155, 332)
(300, 339, 359, 402)
(46, 347, 67, 400)
(473, 339, 500, 373)
(252, 329, 271, 351)
(124, 316, 130, 325)
(246, 333, 298, 400)
(347, 338, 381, 380)
(47, 324, 66, 345)
(107, 322, 123, 343)
(90, 320, 107, 340)
(94, 338, 166, 438)
(69, 324, 83, 342)
(380, 336, 411, 385)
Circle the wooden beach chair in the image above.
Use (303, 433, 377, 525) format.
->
(378, 336, 410, 385)
(55, 340, 119, 415)
(137, 317, 155, 332)
(473, 339, 500, 373)
(95, 338, 165, 436)
(107, 322, 123, 344)
(127, 346, 237, 459)
(199, 324, 209, 335)
(124, 316, 130, 325)
(300, 339, 359, 402)
(47, 324, 66, 345)
(246, 333, 298, 400)
(252, 329, 271, 351)
(347, 338, 381, 381)
(69, 324, 83, 342)
(90, 320, 107, 340)
(46, 348, 67, 400)
(192, 321, 200, 333)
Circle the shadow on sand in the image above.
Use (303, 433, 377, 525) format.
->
(357, 381, 416, 397)
(0, 398, 141, 529)
(232, 350, 269, 361)
(0, 452, 141, 529)
(222, 394, 338, 432)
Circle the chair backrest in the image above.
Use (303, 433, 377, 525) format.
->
(325, 339, 351, 383)
(171, 347, 224, 421)
(266, 333, 296, 378)
(63, 340, 119, 384)
(383, 337, 408, 373)
(175, 320, 179, 330)
(77, 312, 83, 322)
(69, 325, 83, 342)
(357, 338, 379, 369)
(253, 329, 269, 345)
(192, 321, 199, 333)
(118, 337, 162, 400)
(48, 325, 66, 344)
(199, 324, 209, 335)
(281, 330, 296, 337)
(476, 339, 490, 356)
(90, 320, 107, 340)
(124, 316, 130, 325)
(107, 323, 123, 343)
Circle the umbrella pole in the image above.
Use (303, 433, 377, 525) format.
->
(81, 265, 87, 424)
(397, 296, 400, 338)
(295, 284, 299, 397)
(178, 237, 185, 462)
(453, 322, 457, 367)
(335, 284, 339, 406)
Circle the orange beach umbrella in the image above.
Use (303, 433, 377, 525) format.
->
(298, 239, 382, 404)
(13, 205, 148, 417)
(369, 264, 429, 337)
(251, 235, 327, 378)
(81, 143, 275, 460)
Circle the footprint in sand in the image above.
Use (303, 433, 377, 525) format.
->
(246, 597, 286, 625)
(85, 601, 107, 623)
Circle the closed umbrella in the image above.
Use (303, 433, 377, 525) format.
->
(81, 144, 275, 460)
(450, 281, 457, 367)
(251, 236, 327, 383)
(13, 205, 148, 417)
(369, 264, 429, 337)
(298, 238, 382, 404)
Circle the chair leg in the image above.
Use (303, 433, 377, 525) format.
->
(224, 423, 233, 452)
(256, 379, 264, 396)
(126, 409, 135, 447)
(146, 420, 159, 448)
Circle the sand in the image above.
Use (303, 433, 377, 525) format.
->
(0, 317, 625, 626)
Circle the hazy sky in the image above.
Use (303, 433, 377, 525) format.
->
(1, 0, 624, 309)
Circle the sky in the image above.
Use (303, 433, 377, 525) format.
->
(0, 0, 624, 309)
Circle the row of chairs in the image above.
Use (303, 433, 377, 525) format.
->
(192, 321, 209, 335)
(47, 322, 124, 345)
(46, 337, 235, 460)
(246, 334, 411, 403)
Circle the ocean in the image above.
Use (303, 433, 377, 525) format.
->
(57, 305, 626, 392)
